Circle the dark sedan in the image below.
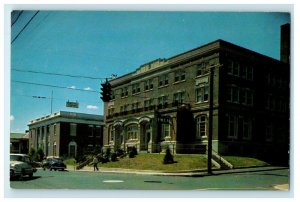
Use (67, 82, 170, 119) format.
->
(42, 158, 66, 171)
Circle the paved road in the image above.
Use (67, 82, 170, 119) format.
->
(9, 166, 289, 195)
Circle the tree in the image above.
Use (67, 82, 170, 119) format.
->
(163, 148, 174, 164)
(36, 148, 45, 161)
(28, 147, 37, 161)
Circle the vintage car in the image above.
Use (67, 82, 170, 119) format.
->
(42, 157, 66, 171)
(10, 154, 37, 180)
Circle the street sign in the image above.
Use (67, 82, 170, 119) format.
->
(66, 101, 79, 108)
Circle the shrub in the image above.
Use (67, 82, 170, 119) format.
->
(163, 148, 174, 164)
(128, 146, 138, 158)
(110, 153, 118, 162)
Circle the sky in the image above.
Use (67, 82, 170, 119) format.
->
(9, 10, 290, 133)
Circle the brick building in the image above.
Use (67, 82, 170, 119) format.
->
(28, 111, 104, 158)
(103, 26, 290, 164)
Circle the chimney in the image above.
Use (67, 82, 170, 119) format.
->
(280, 23, 290, 64)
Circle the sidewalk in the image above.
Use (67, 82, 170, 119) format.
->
(67, 165, 288, 177)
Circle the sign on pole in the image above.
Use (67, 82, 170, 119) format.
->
(66, 101, 79, 108)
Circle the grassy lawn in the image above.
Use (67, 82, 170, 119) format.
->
(65, 154, 269, 172)
(99, 154, 208, 172)
(223, 156, 269, 168)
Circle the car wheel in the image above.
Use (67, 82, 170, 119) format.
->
(50, 168, 52, 171)
(29, 173, 33, 178)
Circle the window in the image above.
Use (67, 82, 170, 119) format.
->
(227, 86, 239, 103)
(227, 114, 238, 139)
(108, 107, 115, 115)
(174, 70, 186, 82)
(111, 90, 116, 100)
(131, 102, 140, 111)
(53, 124, 56, 135)
(95, 126, 101, 137)
(88, 125, 94, 137)
(158, 95, 168, 108)
(242, 117, 252, 140)
(144, 79, 154, 91)
(132, 83, 140, 94)
(159, 74, 169, 87)
(121, 87, 128, 97)
(196, 62, 209, 76)
(70, 123, 77, 136)
(109, 125, 114, 142)
(266, 123, 273, 142)
(240, 89, 253, 106)
(53, 142, 57, 156)
(241, 65, 254, 80)
(173, 92, 185, 104)
(196, 85, 209, 103)
(127, 124, 138, 140)
(227, 60, 240, 76)
(161, 123, 170, 139)
(196, 115, 207, 138)
(144, 99, 154, 110)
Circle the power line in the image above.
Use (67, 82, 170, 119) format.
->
(11, 11, 39, 44)
(12, 68, 111, 80)
(11, 11, 24, 27)
(12, 80, 100, 93)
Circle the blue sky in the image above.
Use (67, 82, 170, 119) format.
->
(10, 11, 290, 133)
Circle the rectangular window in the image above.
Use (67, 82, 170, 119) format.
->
(88, 125, 94, 137)
(242, 117, 252, 140)
(132, 83, 140, 94)
(53, 124, 56, 135)
(173, 92, 185, 104)
(174, 71, 186, 82)
(144, 79, 154, 91)
(158, 95, 168, 108)
(196, 85, 209, 103)
(121, 87, 128, 97)
(144, 99, 154, 110)
(227, 114, 238, 139)
(161, 123, 170, 139)
(159, 74, 169, 87)
(196, 62, 209, 76)
(227, 86, 239, 103)
(196, 115, 207, 138)
(70, 123, 77, 136)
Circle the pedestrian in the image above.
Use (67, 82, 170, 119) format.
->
(92, 156, 99, 171)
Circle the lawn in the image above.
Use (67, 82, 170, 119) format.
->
(65, 154, 269, 172)
(223, 156, 269, 168)
(99, 153, 208, 172)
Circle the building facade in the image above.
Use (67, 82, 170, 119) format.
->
(10, 132, 29, 154)
(28, 111, 104, 158)
(103, 37, 290, 164)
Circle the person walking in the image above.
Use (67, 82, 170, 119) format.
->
(92, 156, 99, 171)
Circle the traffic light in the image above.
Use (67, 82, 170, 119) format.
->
(100, 79, 112, 102)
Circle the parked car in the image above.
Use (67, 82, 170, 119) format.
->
(42, 157, 66, 171)
(10, 154, 37, 180)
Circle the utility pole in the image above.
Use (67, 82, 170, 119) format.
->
(207, 65, 215, 175)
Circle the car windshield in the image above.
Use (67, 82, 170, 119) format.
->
(10, 155, 23, 162)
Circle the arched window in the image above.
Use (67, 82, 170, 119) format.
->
(68, 141, 77, 158)
(127, 124, 138, 140)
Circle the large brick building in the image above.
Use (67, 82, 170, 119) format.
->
(28, 111, 104, 158)
(103, 25, 290, 164)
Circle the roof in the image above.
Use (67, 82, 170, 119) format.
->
(10, 133, 28, 139)
(28, 111, 104, 126)
(109, 39, 283, 86)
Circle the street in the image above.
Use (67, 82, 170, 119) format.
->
(9, 166, 290, 196)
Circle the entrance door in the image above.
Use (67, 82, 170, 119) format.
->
(140, 122, 150, 151)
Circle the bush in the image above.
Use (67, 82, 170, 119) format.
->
(128, 146, 138, 158)
(163, 148, 174, 164)
(110, 153, 118, 162)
